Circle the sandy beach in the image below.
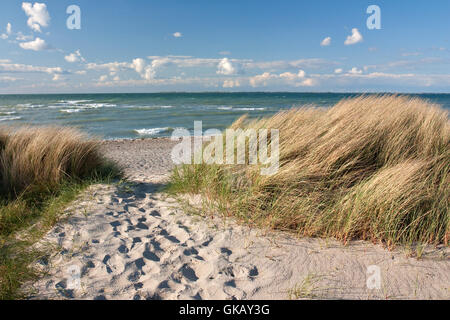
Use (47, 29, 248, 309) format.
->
(21, 138, 448, 300)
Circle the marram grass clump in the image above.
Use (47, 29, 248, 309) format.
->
(169, 95, 449, 246)
(0, 126, 119, 299)
(0, 126, 109, 196)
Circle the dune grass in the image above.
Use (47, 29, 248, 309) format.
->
(169, 95, 449, 247)
(0, 126, 120, 299)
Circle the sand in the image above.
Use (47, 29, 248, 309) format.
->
(26, 138, 449, 300)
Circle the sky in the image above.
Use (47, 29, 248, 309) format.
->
(0, 0, 449, 94)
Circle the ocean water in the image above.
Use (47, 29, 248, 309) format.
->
(0, 93, 449, 140)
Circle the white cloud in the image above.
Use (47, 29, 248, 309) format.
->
(99, 75, 108, 82)
(296, 78, 316, 87)
(223, 79, 240, 88)
(131, 58, 146, 74)
(249, 72, 274, 87)
(348, 67, 363, 74)
(334, 68, 343, 74)
(75, 70, 86, 75)
(0, 61, 63, 74)
(219, 51, 231, 56)
(16, 32, 33, 41)
(87, 58, 156, 80)
(22, 2, 50, 33)
(173, 32, 182, 38)
(52, 74, 61, 81)
(321, 37, 331, 46)
(1, 22, 12, 39)
(243, 58, 335, 71)
(87, 61, 130, 72)
(249, 70, 314, 87)
(143, 65, 157, 80)
(279, 70, 306, 81)
(0, 76, 22, 82)
(65, 50, 85, 63)
(217, 58, 236, 75)
(19, 37, 48, 51)
(344, 28, 363, 45)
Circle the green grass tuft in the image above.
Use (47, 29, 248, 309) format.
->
(168, 95, 450, 247)
(0, 126, 120, 299)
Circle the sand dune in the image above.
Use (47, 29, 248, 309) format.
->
(26, 138, 449, 300)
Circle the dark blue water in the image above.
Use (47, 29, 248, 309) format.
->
(0, 92, 448, 139)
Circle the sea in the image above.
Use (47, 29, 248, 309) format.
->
(0, 93, 449, 140)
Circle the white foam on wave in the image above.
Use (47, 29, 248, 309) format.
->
(84, 103, 116, 108)
(60, 109, 82, 113)
(16, 103, 45, 108)
(234, 107, 266, 111)
(135, 127, 170, 135)
(0, 116, 21, 121)
(59, 100, 93, 105)
(126, 105, 174, 109)
(217, 106, 233, 110)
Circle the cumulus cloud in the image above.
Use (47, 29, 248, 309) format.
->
(1, 23, 12, 39)
(348, 67, 363, 74)
(173, 32, 182, 38)
(22, 2, 50, 33)
(223, 79, 240, 88)
(19, 37, 48, 51)
(279, 70, 306, 81)
(334, 68, 343, 74)
(52, 74, 61, 81)
(344, 28, 363, 45)
(249, 72, 274, 87)
(99, 75, 108, 82)
(321, 36, 331, 46)
(217, 58, 236, 75)
(65, 50, 85, 63)
(131, 58, 146, 74)
(296, 78, 316, 87)
(249, 70, 314, 87)
(87, 58, 156, 80)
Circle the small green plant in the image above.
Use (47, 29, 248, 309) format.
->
(287, 273, 323, 299)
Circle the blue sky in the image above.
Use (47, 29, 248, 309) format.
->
(0, 0, 449, 93)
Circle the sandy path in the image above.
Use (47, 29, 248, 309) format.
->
(27, 138, 449, 300)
